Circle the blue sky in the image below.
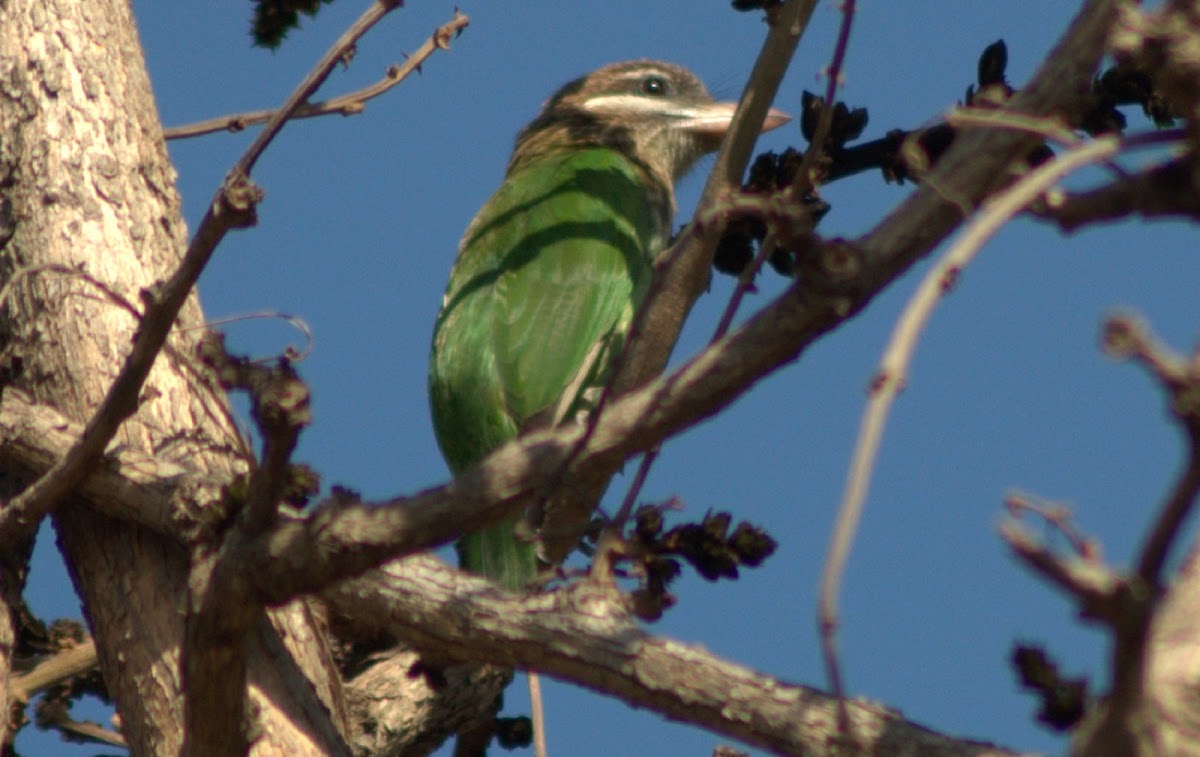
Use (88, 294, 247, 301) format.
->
(22, 1, 1200, 755)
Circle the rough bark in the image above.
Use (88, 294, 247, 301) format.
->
(0, 1, 346, 753)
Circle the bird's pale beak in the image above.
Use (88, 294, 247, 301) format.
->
(675, 102, 792, 137)
(760, 106, 792, 133)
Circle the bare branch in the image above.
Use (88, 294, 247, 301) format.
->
(1002, 310, 1200, 756)
(1000, 520, 1124, 619)
(1035, 156, 1200, 230)
(617, 0, 820, 394)
(325, 555, 1027, 757)
(819, 133, 1125, 704)
(0, 389, 1021, 755)
(12, 640, 98, 704)
(42, 716, 127, 749)
(162, 11, 469, 141)
(1138, 456, 1200, 585)
(855, 0, 1121, 287)
(1101, 312, 1200, 584)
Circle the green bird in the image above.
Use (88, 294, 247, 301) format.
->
(430, 60, 789, 589)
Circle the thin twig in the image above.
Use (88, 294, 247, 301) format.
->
(947, 112, 1188, 182)
(0, 263, 141, 320)
(817, 134, 1124, 707)
(235, 0, 406, 178)
(1123, 374, 1200, 580)
(947, 107, 1081, 148)
(529, 671, 547, 757)
(608, 447, 659, 532)
(1000, 520, 1122, 615)
(162, 11, 468, 141)
(788, 0, 857, 199)
(200, 310, 315, 363)
(1004, 490, 1099, 559)
(1101, 312, 1200, 584)
(52, 717, 127, 749)
(714, 230, 779, 341)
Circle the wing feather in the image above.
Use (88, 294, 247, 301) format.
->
(428, 148, 666, 586)
(430, 148, 663, 473)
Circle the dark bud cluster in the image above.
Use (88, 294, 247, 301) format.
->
(628, 505, 777, 621)
(660, 511, 777, 580)
(713, 148, 831, 278)
(894, 40, 1051, 183)
(1082, 63, 1176, 135)
(716, 38, 1176, 279)
(835, 41, 1057, 187)
(1011, 643, 1088, 731)
(730, 0, 783, 11)
(800, 91, 869, 159)
(965, 39, 1014, 108)
(494, 716, 534, 750)
(718, 41, 1033, 279)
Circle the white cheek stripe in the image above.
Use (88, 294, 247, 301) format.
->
(578, 95, 735, 135)
(579, 94, 677, 116)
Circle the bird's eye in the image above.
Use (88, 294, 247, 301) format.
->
(640, 76, 669, 97)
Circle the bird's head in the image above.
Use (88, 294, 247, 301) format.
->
(509, 60, 790, 189)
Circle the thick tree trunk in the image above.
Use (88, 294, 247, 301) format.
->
(0, 1, 346, 753)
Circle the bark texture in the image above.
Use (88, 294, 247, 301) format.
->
(0, 1, 345, 753)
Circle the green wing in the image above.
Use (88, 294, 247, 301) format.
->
(429, 148, 664, 587)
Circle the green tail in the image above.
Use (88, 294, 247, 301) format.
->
(456, 515, 537, 590)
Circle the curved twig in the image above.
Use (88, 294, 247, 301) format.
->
(818, 133, 1125, 705)
(163, 11, 468, 141)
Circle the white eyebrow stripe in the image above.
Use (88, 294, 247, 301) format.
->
(611, 68, 674, 83)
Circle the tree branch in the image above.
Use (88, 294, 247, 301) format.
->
(1003, 310, 1200, 756)
(11, 640, 98, 704)
(0, 388, 1022, 756)
(615, 0, 819, 395)
(162, 11, 469, 141)
(820, 133, 1126, 706)
(324, 555, 1025, 757)
(1035, 155, 1200, 231)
